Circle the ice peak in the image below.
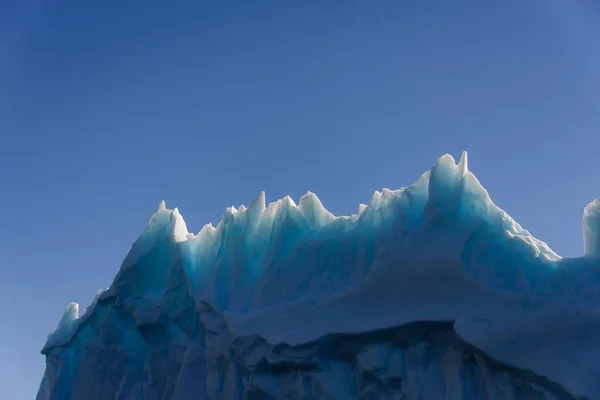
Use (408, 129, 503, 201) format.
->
(225, 206, 238, 215)
(299, 191, 316, 203)
(44, 303, 80, 349)
(458, 151, 468, 177)
(425, 153, 469, 219)
(61, 302, 79, 323)
(249, 191, 267, 213)
(172, 208, 189, 242)
(281, 195, 296, 208)
(583, 197, 600, 257)
(298, 191, 321, 211)
(298, 191, 334, 230)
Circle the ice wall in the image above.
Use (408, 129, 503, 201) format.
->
(38, 153, 600, 400)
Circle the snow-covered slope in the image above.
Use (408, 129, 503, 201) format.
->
(38, 153, 600, 400)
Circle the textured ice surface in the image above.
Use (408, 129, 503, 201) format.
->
(38, 152, 600, 400)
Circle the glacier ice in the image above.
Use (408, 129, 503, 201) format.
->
(38, 152, 600, 400)
(583, 198, 600, 258)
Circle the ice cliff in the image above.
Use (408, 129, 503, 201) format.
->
(38, 153, 600, 400)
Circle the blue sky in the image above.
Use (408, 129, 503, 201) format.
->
(1, 0, 599, 398)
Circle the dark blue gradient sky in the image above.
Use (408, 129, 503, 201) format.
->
(1, 1, 599, 398)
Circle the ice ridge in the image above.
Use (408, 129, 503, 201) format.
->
(39, 152, 600, 400)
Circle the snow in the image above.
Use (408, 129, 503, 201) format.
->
(39, 152, 599, 400)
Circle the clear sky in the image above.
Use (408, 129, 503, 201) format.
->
(1, 0, 599, 398)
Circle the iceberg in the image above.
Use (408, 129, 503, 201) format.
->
(38, 152, 600, 400)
